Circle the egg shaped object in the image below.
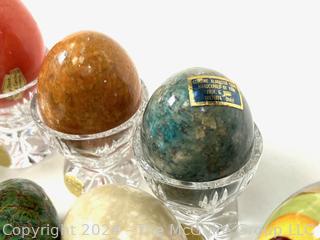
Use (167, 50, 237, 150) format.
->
(0, 145, 11, 167)
(0, 0, 45, 107)
(38, 31, 141, 134)
(259, 182, 320, 240)
(141, 67, 254, 182)
(0, 178, 60, 239)
(63, 184, 186, 240)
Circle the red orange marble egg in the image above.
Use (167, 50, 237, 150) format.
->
(0, 0, 45, 107)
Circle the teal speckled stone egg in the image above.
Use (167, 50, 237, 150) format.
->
(141, 67, 254, 182)
(0, 179, 60, 239)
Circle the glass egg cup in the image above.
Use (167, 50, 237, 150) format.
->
(31, 81, 148, 196)
(133, 124, 263, 240)
(0, 79, 51, 168)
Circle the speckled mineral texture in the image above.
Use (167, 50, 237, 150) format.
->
(141, 67, 254, 182)
(63, 184, 186, 240)
(38, 31, 141, 134)
(0, 179, 60, 239)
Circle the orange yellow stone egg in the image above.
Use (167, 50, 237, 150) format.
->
(38, 31, 141, 134)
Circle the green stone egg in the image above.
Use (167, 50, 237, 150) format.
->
(141, 67, 254, 182)
(0, 179, 60, 239)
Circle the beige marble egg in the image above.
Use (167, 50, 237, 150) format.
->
(63, 185, 186, 240)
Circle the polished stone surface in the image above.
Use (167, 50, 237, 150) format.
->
(0, 0, 45, 107)
(0, 145, 11, 167)
(141, 67, 254, 182)
(259, 182, 320, 240)
(38, 31, 141, 134)
(63, 184, 186, 240)
(0, 178, 60, 239)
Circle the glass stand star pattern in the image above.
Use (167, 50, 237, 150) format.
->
(31, 81, 148, 196)
(0, 80, 51, 168)
(134, 124, 263, 240)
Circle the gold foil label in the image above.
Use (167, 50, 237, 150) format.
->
(2, 68, 27, 99)
(64, 174, 84, 197)
(188, 75, 243, 110)
(182, 225, 204, 240)
(0, 145, 11, 167)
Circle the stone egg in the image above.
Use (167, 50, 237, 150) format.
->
(141, 67, 254, 182)
(63, 184, 186, 240)
(0, 145, 11, 167)
(0, 178, 60, 239)
(0, 0, 45, 107)
(38, 31, 141, 134)
(259, 182, 320, 240)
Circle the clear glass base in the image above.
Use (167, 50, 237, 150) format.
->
(63, 145, 142, 196)
(134, 124, 263, 240)
(0, 80, 51, 169)
(31, 80, 149, 195)
(0, 123, 51, 168)
(174, 201, 238, 240)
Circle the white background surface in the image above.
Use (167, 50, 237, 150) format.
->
(1, 0, 320, 237)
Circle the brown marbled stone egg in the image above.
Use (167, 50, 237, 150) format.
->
(38, 31, 141, 134)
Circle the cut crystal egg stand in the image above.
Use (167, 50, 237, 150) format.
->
(0, 79, 51, 168)
(28, 76, 263, 239)
(134, 124, 263, 240)
(31, 81, 148, 196)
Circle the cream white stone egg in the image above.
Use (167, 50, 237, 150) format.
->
(63, 184, 186, 240)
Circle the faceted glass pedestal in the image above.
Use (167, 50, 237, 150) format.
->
(0, 79, 51, 168)
(31, 81, 148, 196)
(134, 124, 263, 240)
(62, 146, 141, 196)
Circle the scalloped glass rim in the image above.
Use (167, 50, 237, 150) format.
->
(0, 78, 37, 99)
(134, 123, 263, 190)
(30, 80, 149, 141)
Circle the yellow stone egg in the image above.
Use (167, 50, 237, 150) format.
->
(259, 214, 318, 240)
(259, 182, 320, 240)
(0, 145, 11, 167)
